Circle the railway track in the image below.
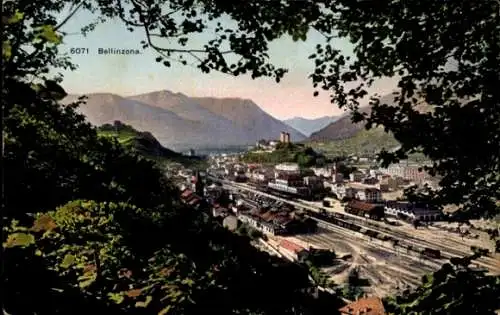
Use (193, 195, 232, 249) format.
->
(314, 214, 500, 272)
(215, 178, 499, 272)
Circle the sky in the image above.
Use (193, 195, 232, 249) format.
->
(57, 7, 397, 120)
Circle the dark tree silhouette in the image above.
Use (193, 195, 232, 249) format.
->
(3, 1, 500, 315)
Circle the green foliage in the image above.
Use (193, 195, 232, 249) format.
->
(4, 0, 500, 314)
(308, 265, 333, 289)
(243, 143, 323, 167)
(302, 249, 337, 268)
(308, 127, 399, 158)
(4, 200, 327, 315)
(384, 256, 500, 315)
(236, 223, 264, 241)
(1, 3, 330, 314)
(97, 121, 207, 169)
(3, 87, 175, 218)
(308, 0, 500, 217)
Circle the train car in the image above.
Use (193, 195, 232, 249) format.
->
(421, 248, 441, 259)
(471, 246, 491, 257)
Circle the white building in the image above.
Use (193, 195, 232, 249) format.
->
(369, 169, 383, 178)
(384, 202, 443, 222)
(328, 184, 356, 200)
(380, 164, 406, 178)
(275, 163, 300, 172)
(349, 171, 365, 182)
(303, 176, 323, 190)
(246, 169, 273, 182)
(311, 167, 333, 178)
(354, 188, 382, 203)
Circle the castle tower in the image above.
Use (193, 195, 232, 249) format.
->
(280, 131, 286, 142)
(285, 132, 291, 143)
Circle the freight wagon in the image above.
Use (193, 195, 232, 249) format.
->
(421, 248, 441, 259)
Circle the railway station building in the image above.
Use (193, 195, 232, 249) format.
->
(345, 200, 385, 220)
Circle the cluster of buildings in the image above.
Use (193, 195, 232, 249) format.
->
(254, 131, 292, 151)
(255, 139, 280, 151)
(206, 194, 318, 236)
(265, 163, 324, 197)
(345, 200, 386, 220)
(384, 201, 443, 222)
(205, 148, 444, 223)
(236, 207, 317, 236)
(327, 183, 383, 203)
(379, 163, 433, 186)
(172, 161, 318, 237)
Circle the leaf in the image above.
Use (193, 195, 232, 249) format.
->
(32, 214, 57, 232)
(42, 80, 67, 100)
(78, 277, 95, 289)
(135, 295, 153, 308)
(37, 25, 62, 44)
(61, 254, 76, 268)
(158, 305, 172, 315)
(2, 41, 12, 60)
(181, 278, 194, 287)
(4, 233, 35, 248)
(4, 10, 24, 24)
(126, 288, 142, 298)
(78, 272, 97, 288)
(108, 292, 125, 304)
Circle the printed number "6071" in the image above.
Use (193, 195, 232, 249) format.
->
(70, 48, 89, 54)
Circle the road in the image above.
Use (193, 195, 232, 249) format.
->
(212, 176, 500, 275)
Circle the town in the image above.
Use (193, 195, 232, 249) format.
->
(164, 132, 500, 314)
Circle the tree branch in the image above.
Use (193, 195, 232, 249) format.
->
(54, 1, 85, 31)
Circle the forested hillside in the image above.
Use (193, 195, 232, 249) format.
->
(2, 4, 339, 315)
(97, 121, 206, 169)
(3, 1, 500, 315)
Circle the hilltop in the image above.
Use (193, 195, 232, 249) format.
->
(241, 142, 326, 167)
(308, 127, 399, 157)
(97, 121, 205, 168)
(306, 94, 432, 156)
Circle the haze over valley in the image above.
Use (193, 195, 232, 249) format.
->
(283, 116, 339, 137)
(65, 90, 307, 151)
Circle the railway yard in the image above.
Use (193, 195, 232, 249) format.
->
(216, 178, 500, 297)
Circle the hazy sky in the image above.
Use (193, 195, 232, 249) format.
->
(57, 8, 397, 119)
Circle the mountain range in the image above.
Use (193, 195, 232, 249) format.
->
(283, 116, 338, 137)
(308, 93, 430, 141)
(64, 90, 306, 151)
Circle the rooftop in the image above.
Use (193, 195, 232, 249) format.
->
(276, 173, 303, 181)
(181, 189, 193, 199)
(338, 297, 386, 315)
(347, 200, 381, 212)
(279, 239, 306, 253)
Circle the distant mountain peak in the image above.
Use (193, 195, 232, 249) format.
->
(283, 115, 339, 137)
(307, 92, 431, 141)
(73, 89, 306, 150)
